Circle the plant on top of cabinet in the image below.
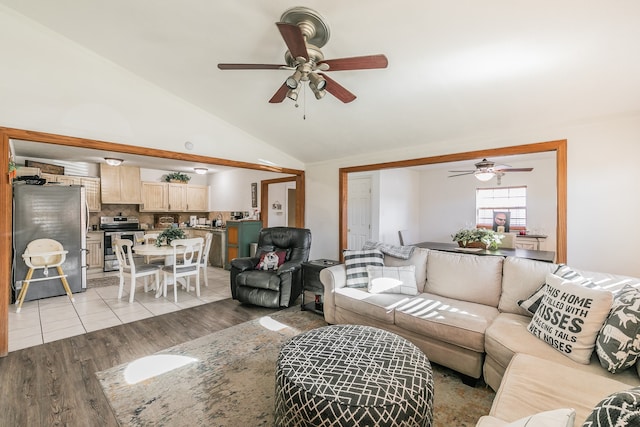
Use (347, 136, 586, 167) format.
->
(164, 172, 191, 183)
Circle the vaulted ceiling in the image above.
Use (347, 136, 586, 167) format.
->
(3, 1, 640, 164)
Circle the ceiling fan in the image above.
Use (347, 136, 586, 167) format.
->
(217, 7, 388, 104)
(448, 158, 533, 184)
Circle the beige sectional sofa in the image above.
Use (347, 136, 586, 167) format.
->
(319, 247, 640, 424)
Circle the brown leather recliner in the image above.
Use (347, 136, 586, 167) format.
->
(230, 227, 312, 308)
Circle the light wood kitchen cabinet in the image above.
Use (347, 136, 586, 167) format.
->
(100, 164, 141, 204)
(186, 185, 208, 212)
(81, 177, 101, 212)
(86, 232, 104, 270)
(41, 173, 101, 212)
(139, 182, 210, 212)
(140, 182, 168, 212)
(167, 183, 188, 211)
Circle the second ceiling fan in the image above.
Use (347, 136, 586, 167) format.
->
(448, 158, 533, 184)
(217, 7, 388, 104)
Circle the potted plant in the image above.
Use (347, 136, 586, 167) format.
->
(165, 171, 191, 183)
(8, 158, 17, 180)
(451, 228, 503, 250)
(155, 227, 186, 247)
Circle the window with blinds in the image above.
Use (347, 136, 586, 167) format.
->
(476, 186, 527, 229)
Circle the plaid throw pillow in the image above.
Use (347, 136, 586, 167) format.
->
(344, 249, 384, 288)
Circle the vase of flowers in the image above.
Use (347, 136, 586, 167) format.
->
(451, 228, 503, 250)
(156, 227, 186, 247)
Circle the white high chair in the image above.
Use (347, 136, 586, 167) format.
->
(16, 238, 75, 313)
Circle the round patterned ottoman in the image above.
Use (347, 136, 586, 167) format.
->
(274, 324, 434, 426)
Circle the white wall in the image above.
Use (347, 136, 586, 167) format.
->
(207, 168, 289, 212)
(0, 6, 303, 171)
(377, 169, 420, 245)
(306, 113, 640, 277)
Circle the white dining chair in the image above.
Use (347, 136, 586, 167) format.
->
(161, 237, 204, 302)
(198, 232, 213, 288)
(16, 238, 74, 313)
(114, 238, 162, 303)
(498, 233, 516, 249)
(141, 233, 164, 265)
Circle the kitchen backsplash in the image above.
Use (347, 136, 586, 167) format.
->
(89, 206, 242, 230)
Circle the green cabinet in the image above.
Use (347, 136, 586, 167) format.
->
(225, 220, 262, 269)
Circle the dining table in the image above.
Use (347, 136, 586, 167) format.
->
(132, 244, 178, 297)
(415, 241, 556, 263)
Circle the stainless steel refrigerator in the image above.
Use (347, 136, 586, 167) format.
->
(12, 183, 87, 302)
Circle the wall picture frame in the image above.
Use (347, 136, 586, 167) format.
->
(492, 211, 510, 233)
(251, 182, 258, 208)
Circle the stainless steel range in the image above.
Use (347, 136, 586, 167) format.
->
(100, 216, 145, 272)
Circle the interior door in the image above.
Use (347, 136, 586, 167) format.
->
(347, 176, 372, 249)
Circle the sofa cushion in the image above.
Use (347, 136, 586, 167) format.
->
(485, 313, 640, 386)
(595, 284, 640, 373)
(384, 247, 428, 293)
(366, 265, 418, 295)
(582, 386, 640, 427)
(425, 250, 503, 306)
(343, 249, 384, 288)
(527, 273, 613, 364)
(500, 257, 558, 315)
(333, 287, 409, 324)
(395, 292, 499, 352)
(488, 353, 633, 424)
(504, 408, 576, 427)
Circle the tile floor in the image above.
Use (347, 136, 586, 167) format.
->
(8, 266, 232, 353)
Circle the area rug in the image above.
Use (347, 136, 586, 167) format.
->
(86, 276, 120, 288)
(96, 310, 495, 426)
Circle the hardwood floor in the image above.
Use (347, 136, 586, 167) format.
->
(0, 298, 277, 426)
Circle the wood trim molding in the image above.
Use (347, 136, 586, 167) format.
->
(260, 175, 304, 228)
(338, 140, 568, 263)
(0, 126, 306, 357)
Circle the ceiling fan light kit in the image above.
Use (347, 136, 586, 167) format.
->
(448, 158, 534, 184)
(217, 7, 388, 104)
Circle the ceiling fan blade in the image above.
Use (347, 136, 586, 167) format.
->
(497, 168, 534, 172)
(218, 63, 288, 70)
(448, 172, 475, 177)
(276, 22, 308, 60)
(319, 73, 356, 103)
(318, 54, 389, 71)
(268, 83, 289, 103)
(448, 170, 476, 173)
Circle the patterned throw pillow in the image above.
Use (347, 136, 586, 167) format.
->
(343, 249, 384, 288)
(366, 265, 418, 295)
(518, 264, 596, 315)
(582, 387, 640, 427)
(595, 285, 640, 373)
(527, 273, 613, 364)
(504, 408, 575, 427)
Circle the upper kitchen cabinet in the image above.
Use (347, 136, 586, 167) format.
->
(140, 181, 168, 212)
(167, 182, 187, 211)
(41, 173, 101, 212)
(186, 185, 208, 212)
(139, 182, 209, 212)
(100, 164, 141, 204)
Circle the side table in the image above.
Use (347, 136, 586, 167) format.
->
(301, 259, 339, 314)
